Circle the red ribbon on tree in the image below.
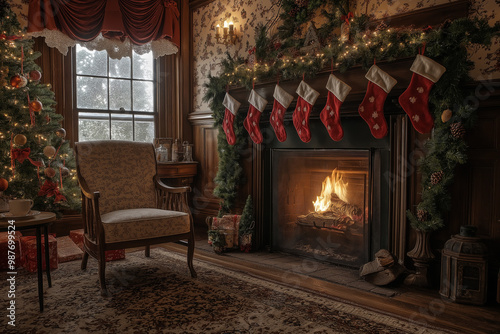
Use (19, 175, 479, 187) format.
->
(341, 12, 354, 24)
(11, 148, 43, 166)
(0, 34, 22, 40)
(38, 179, 66, 203)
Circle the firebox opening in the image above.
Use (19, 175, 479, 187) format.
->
(271, 149, 372, 267)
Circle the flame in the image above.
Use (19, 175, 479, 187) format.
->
(312, 168, 349, 212)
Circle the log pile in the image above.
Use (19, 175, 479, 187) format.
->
(359, 249, 407, 286)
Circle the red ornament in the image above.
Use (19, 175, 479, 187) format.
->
(10, 74, 27, 88)
(0, 178, 8, 191)
(44, 167, 56, 178)
(29, 99, 43, 112)
(29, 70, 42, 81)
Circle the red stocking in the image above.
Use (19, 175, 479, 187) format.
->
(398, 54, 446, 134)
(358, 65, 397, 139)
(293, 81, 319, 143)
(320, 74, 351, 141)
(244, 90, 268, 144)
(222, 93, 241, 145)
(270, 84, 293, 142)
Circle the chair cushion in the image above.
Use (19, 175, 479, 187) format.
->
(101, 208, 190, 243)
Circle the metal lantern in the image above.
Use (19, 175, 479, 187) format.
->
(440, 226, 488, 305)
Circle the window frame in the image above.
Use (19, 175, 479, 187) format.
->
(72, 45, 158, 142)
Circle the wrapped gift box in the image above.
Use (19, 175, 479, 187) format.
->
(69, 229, 125, 262)
(0, 231, 23, 270)
(21, 234, 58, 272)
(57, 236, 83, 263)
(211, 215, 241, 247)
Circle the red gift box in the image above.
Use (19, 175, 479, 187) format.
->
(211, 215, 241, 247)
(69, 229, 125, 262)
(21, 234, 58, 272)
(0, 231, 23, 270)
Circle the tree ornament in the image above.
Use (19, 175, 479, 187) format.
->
(293, 80, 320, 143)
(0, 178, 8, 191)
(270, 84, 294, 142)
(29, 70, 42, 81)
(430, 170, 444, 185)
(222, 93, 241, 145)
(358, 65, 397, 139)
(13, 134, 27, 146)
(441, 109, 452, 123)
(29, 98, 43, 112)
(398, 54, 446, 134)
(60, 166, 70, 177)
(10, 74, 27, 88)
(44, 166, 56, 178)
(417, 209, 430, 222)
(450, 122, 466, 139)
(56, 128, 66, 138)
(320, 74, 351, 141)
(244, 89, 268, 144)
(43, 145, 56, 158)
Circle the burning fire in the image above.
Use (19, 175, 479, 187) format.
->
(312, 168, 349, 212)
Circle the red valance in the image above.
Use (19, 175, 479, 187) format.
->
(27, 0, 180, 57)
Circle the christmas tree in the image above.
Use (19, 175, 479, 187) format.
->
(0, 5, 80, 216)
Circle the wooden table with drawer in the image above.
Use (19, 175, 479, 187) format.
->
(156, 161, 198, 187)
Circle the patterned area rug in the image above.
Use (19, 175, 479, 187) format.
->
(3, 248, 452, 333)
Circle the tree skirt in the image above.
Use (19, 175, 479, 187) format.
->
(4, 248, 453, 333)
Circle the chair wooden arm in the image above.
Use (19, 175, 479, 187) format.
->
(154, 176, 191, 213)
(154, 176, 191, 193)
(77, 171, 104, 245)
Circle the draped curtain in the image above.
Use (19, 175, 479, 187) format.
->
(28, 0, 180, 59)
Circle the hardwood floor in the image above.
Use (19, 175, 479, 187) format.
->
(151, 235, 500, 334)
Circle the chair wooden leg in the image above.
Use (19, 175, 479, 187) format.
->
(145, 245, 150, 257)
(81, 251, 89, 270)
(187, 232, 197, 278)
(98, 249, 108, 296)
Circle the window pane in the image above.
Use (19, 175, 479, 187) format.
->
(111, 114, 133, 141)
(109, 56, 131, 78)
(109, 79, 131, 111)
(76, 44, 107, 76)
(134, 115, 154, 142)
(133, 81, 154, 111)
(133, 52, 153, 80)
(78, 117, 110, 141)
(76, 76, 108, 109)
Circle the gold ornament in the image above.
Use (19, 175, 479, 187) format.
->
(10, 74, 27, 88)
(56, 128, 66, 138)
(29, 99, 43, 112)
(13, 134, 27, 146)
(441, 109, 452, 123)
(43, 145, 56, 158)
(44, 167, 56, 178)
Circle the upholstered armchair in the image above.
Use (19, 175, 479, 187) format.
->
(75, 140, 196, 295)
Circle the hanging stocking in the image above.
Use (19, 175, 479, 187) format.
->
(222, 93, 241, 145)
(293, 80, 320, 143)
(398, 54, 446, 134)
(270, 84, 293, 142)
(244, 89, 268, 144)
(320, 74, 351, 141)
(358, 65, 397, 139)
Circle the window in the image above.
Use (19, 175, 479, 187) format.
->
(75, 45, 156, 142)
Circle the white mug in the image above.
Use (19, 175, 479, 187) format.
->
(9, 199, 33, 216)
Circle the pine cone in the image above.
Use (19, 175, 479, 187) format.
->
(450, 122, 466, 139)
(430, 170, 444, 185)
(375, 22, 388, 31)
(417, 209, 430, 222)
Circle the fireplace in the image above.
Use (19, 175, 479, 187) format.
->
(272, 149, 372, 266)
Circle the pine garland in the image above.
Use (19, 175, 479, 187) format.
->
(204, 15, 499, 231)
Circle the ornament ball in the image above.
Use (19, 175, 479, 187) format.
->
(441, 109, 452, 123)
(43, 145, 56, 158)
(44, 167, 56, 178)
(29, 99, 43, 112)
(10, 74, 27, 88)
(60, 166, 70, 177)
(13, 134, 27, 146)
(29, 70, 42, 81)
(56, 128, 66, 138)
(0, 178, 8, 192)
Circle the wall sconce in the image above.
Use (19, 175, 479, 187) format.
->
(215, 21, 239, 45)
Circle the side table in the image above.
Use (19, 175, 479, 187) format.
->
(0, 211, 56, 312)
(157, 161, 198, 187)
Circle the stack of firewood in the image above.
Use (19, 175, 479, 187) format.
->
(359, 249, 407, 286)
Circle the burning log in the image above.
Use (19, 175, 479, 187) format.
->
(328, 193, 362, 218)
(297, 212, 354, 232)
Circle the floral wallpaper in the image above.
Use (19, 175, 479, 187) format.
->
(193, 0, 499, 112)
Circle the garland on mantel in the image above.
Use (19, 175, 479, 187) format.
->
(203, 14, 499, 230)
